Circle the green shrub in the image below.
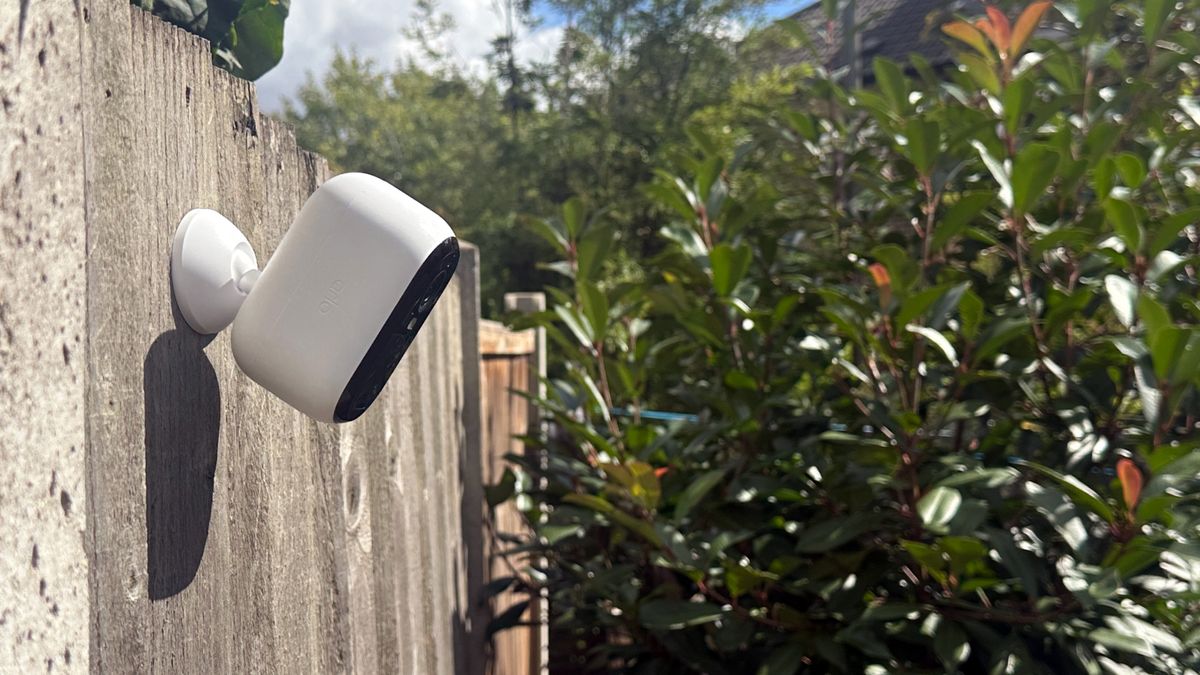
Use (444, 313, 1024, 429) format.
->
(493, 1, 1200, 672)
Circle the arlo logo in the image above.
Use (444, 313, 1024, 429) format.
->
(319, 280, 344, 314)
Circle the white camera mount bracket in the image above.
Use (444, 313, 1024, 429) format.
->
(171, 209, 261, 335)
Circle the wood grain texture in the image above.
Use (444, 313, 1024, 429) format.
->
(0, 1, 89, 672)
(0, 0, 489, 672)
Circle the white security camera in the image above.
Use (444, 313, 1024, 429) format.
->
(170, 172, 459, 423)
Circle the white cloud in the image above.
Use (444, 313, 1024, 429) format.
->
(255, 0, 565, 112)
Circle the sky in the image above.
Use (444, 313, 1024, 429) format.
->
(254, 0, 814, 112)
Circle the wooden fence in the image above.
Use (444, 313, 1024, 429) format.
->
(479, 294, 550, 675)
(0, 1, 544, 672)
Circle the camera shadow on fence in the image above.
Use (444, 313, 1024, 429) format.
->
(143, 306, 221, 601)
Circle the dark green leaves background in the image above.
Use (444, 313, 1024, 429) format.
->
(492, 1, 1200, 672)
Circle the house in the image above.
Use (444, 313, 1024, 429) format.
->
(780, 0, 961, 81)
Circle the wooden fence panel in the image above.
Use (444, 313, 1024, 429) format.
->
(479, 292, 547, 675)
(0, 1, 492, 672)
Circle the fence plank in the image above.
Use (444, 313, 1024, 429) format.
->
(0, 1, 89, 672)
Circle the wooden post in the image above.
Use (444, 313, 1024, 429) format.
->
(503, 293, 549, 675)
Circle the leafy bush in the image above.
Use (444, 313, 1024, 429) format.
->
(133, 0, 288, 80)
(495, 1, 1200, 672)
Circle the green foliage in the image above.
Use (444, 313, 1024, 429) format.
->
(496, 1, 1200, 671)
(133, 0, 288, 80)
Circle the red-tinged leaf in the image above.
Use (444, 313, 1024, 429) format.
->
(1010, 1, 1053, 57)
(974, 19, 1002, 55)
(869, 263, 893, 307)
(1117, 458, 1144, 513)
(984, 6, 1012, 55)
(868, 263, 891, 287)
(942, 21, 992, 58)
(654, 466, 669, 478)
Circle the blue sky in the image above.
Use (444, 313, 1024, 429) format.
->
(254, 0, 819, 112)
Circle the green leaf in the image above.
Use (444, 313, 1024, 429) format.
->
(639, 600, 726, 630)
(579, 285, 609, 342)
(960, 53, 1001, 95)
(723, 370, 757, 390)
(794, 513, 878, 553)
(907, 325, 959, 367)
(904, 118, 940, 175)
(562, 197, 585, 238)
(917, 487, 962, 534)
(1115, 152, 1147, 187)
(540, 524, 583, 545)
(959, 289, 984, 339)
(674, 468, 727, 521)
(555, 304, 595, 348)
(932, 192, 995, 250)
(974, 317, 1030, 361)
(526, 217, 568, 252)
(1137, 295, 1172, 338)
(934, 621, 971, 669)
(1151, 327, 1200, 385)
(870, 243, 918, 292)
(873, 56, 909, 112)
(1013, 459, 1115, 523)
(971, 140, 1012, 209)
(710, 243, 752, 297)
(1011, 144, 1059, 216)
(220, 0, 289, 80)
(757, 644, 806, 675)
(1105, 275, 1138, 328)
(1104, 198, 1142, 252)
(576, 223, 614, 283)
(1093, 156, 1116, 198)
(1143, 0, 1172, 45)
(1003, 77, 1034, 134)
(1147, 207, 1200, 256)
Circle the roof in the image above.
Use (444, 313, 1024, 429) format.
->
(780, 0, 959, 73)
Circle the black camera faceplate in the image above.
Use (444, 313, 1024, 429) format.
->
(333, 237, 460, 423)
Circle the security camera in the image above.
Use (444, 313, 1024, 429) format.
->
(170, 172, 460, 423)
